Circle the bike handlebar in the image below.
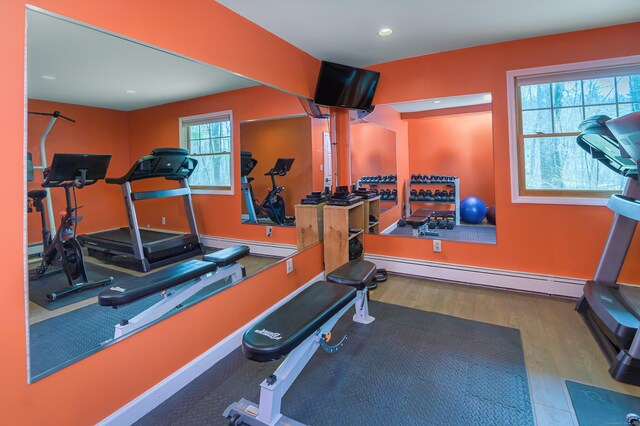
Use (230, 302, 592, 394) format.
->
(28, 110, 76, 123)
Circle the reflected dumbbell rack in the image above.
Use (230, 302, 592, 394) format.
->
(357, 175, 398, 206)
(406, 175, 460, 226)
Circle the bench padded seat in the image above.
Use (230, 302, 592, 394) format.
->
(203, 245, 249, 267)
(202, 246, 249, 267)
(406, 215, 429, 228)
(242, 281, 356, 362)
(327, 260, 376, 290)
(98, 259, 217, 307)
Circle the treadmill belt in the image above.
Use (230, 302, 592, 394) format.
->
(88, 228, 181, 244)
(619, 284, 640, 318)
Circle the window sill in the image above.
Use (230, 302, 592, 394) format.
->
(512, 195, 609, 206)
(192, 188, 234, 196)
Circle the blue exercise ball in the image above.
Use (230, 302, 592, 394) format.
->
(460, 196, 487, 224)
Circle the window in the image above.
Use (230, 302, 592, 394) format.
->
(179, 111, 233, 194)
(508, 57, 640, 204)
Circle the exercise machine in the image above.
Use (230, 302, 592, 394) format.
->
(240, 152, 294, 225)
(32, 153, 114, 300)
(28, 110, 76, 238)
(224, 260, 376, 426)
(575, 112, 640, 386)
(99, 245, 249, 339)
(79, 148, 204, 272)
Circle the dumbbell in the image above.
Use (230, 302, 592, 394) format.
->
(428, 220, 437, 229)
(448, 190, 455, 202)
(391, 189, 397, 200)
(425, 189, 433, 201)
(410, 189, 417, 201)
(441, 190, 448, 201)
(385, 189, 392, 199)
(434, 190, 442, 201)
(411, 174, 418, 183)
(391, 174, 397, 183)
(446, 214, 455, 229)
(418, 189, 426, 201)
(371, 189, 379, 196)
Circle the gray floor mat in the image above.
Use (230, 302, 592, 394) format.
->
(566, 380, 640, 426)
(136, 301, 533, 426)
(29, 277, 236, 379)
(387, 223, 496, 244)
(29, 263, 132, 310)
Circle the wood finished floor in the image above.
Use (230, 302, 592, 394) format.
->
(369, 274, 640, 426)
(28, 253, 281, 324)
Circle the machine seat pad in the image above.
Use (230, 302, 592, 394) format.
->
(406, 215, 429, 228)
(203, 245, 249, 267)
(327, 260, 377, 290)
(242, 281, 356, 363)
(98, 259, 217, 307)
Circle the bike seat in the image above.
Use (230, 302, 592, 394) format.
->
(28, 190, 47, 199)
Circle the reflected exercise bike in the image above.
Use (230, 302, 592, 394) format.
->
(241, 152, 294, 225)
(29, 153, 113, 300)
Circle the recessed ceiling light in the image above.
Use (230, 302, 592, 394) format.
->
(378, 28, 393, 37)
(433, 100, 441, 104)
(483, 94, 492, 101)
(125, 89, 136, 94)
(41, 75, 56, 80)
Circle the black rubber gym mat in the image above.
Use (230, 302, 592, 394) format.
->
(388, 223, 497, 244)
(29, 263, 133, 311)
(566, 380, 640, 426)
(136, 301, 534, 426)
(29, 276, 236, 380)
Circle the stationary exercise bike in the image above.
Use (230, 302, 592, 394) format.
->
(30, 153, 113, 300)
(241, 152, 294, 225)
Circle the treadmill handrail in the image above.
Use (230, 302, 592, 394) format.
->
(106, 148, 198, 184)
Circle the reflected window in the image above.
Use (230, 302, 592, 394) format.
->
(180, 111, 233, 193)
(515, 69, 640, 197)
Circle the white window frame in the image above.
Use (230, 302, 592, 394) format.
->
(179, 110, 234, 195)
(507, 55, 640, 206)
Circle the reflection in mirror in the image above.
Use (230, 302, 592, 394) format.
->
(239, 115, 329, 227)
(353, 94, 496, 244)
(25, 9, 309, 381)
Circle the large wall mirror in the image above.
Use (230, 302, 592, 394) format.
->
(353, 95, 497, 244)
(239, 115, 329, 227)
(25, 9, 318, 382)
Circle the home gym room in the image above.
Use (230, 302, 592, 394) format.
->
(2, 1, 640, 425)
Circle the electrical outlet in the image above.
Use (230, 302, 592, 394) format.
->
(433, 239, 442, 253)
(161, 216, 166, 225)
(266, 226, 273, 237)
(286, 258, 293, 274)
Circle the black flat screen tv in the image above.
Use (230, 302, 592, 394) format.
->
(313, 61, 380, 110)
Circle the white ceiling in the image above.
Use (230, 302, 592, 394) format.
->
(27, 11, 257, 111)
(217, 0, 640, 67)
(389, 93, 491, 113)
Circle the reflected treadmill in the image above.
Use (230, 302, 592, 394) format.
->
(79, 148, 204, 272)
(575, 113, 640, 386)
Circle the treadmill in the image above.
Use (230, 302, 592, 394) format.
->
(79, 148, 204, 272)
(575, 112, 640, 386)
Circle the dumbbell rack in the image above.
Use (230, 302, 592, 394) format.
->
(357, 177, 398, 204)
(405, 177, 460, 225)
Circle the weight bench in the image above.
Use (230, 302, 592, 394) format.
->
(406, 209, 438, 237)
(99, 245, 249, 339)
(224, 260, 377, 426)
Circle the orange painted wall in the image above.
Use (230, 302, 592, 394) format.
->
(351, 122, 397, 181)
(366, 22, 640, 283)
(127, 85, 310, 244)
(2, 2, 324, 425)
(407, 110, 495, 207)
(27, 100, 130, 244)
(240, 116, 313, 215)
(357, 105, 409, 230)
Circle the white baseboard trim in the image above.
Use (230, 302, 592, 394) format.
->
(98, 271, 324, 426)
(200, 235, 297, 258)
(381, 222, 397, 234)
(364, 253, 584, 298)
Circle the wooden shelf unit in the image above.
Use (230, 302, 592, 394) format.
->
(323, 201, 364, 274)
(363, 196, 381, 234)
(294, 202, 326, 250)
